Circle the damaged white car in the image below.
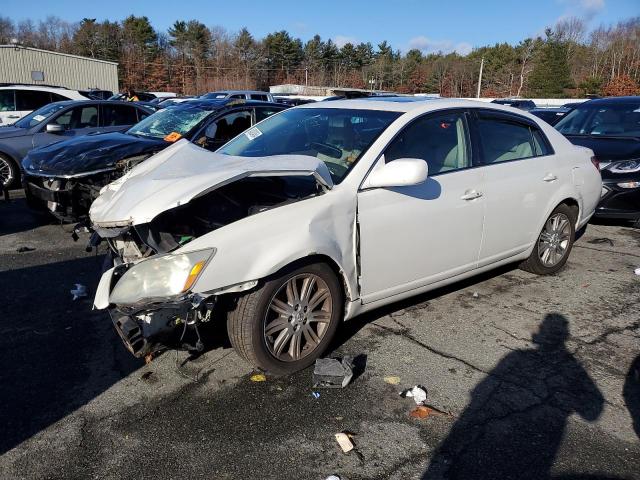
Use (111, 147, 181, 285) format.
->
(91, 98, 602, 373)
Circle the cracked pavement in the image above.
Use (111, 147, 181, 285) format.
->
(1, 192, 639, 480)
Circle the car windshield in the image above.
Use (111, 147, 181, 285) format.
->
(127, 105, 214, 140)
(555, 102, 640, 137)
(14, 103, 68, 129)
(219, 107, 401, 183)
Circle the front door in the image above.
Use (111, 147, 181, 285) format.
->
(32, 104, 101, 149)
(357, 110, 485, 303)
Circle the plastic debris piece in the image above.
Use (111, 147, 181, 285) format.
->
(335, 432, 354, 453)
(313, 356, 354, 388)
(410, 405, 435, 419)
(635, 267, 640, 276)
(250, 373, 267, 382)
(311, 391, 320, 399)
(144, 353, 154, 364)
(472, 292, 479, 298)
(70, 284, 87, 301)
(16, 246, 35, 253)
(383, 376, 401, 385)
(325, 476, 341, 480)
(400, 385, 428, 405)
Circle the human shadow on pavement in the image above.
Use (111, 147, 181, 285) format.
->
(623, 354, 640, 439)
(422, 313, 604, 480)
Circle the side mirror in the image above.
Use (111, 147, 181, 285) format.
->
(46, 124, 64, 134)
(204, 123, 218, 139)
(362, 158, 429, 189)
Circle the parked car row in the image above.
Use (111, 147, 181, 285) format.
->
(3, 86, 638, 374)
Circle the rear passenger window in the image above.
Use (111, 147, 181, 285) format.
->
(385, 111, 470, 175)
(250, 94, 268, 101)
(16, 90, 52, 111)
(102, 104, 138, 126)
(477, 116, 544, 163)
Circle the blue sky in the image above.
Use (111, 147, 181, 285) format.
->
(2, 0, 638, 54)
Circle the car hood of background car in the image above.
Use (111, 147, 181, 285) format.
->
(90, 140, 334, 226)
(0, 126, 28, 139)
(22, 131, 167, 176)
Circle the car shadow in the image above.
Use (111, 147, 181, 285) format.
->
(0, 195, 57, 236)
(623, 354, 640, 440)
(0, 255, 144, 454)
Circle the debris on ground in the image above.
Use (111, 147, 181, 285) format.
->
(335, 432, 355, 453)
(472, 291, 479, 298)
(70, 283, 87, 301)
(400, 385, 427, 405)
(383, 376, 401, 385)
(250, 373, 267, 382)
(311, 391, 320, 399)
(144, 353, 154, 364)
(140, 371, 154, 381)
(324, 476, 341, 480)
(313, 356, 354, 388)
(409, 404, 454, 419)
(635, 267, 640, 276)
(588, 237, 614, 246)
(16, 246, 36, 253)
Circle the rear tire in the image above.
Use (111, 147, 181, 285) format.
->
(520, 204, 576, 275)
(227, 261, 343, 375)
(0, 154, 18, 189)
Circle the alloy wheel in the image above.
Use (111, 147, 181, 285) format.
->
(0, 157, 13, 188)
(538, 213, 571, 267)
(263, 273, 332, 362)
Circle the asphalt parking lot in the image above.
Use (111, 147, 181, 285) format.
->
(1, 191, 639, 480)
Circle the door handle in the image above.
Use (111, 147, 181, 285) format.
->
(461, 190, 483, 201)
(543, 173, 558, 182)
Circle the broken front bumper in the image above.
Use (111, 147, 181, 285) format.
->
(96, 266, 215, 357)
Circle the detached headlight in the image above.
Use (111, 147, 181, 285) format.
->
(608, 159, 640, 174)
(110, 248, 215, 305)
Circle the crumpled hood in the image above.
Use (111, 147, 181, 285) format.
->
(90, 140, 334, 226)
(22, 131, 166, 176)
(0, 126, 28, 139)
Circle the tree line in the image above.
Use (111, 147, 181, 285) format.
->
(0, 15, 638, 97)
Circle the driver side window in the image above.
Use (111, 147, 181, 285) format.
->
(385, 111, 470, 175)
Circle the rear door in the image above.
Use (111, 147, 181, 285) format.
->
(33, 104, 100, 148)
(15, 90, 54, 120)
(472, 109, 559, 265)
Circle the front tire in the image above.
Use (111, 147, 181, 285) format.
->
(520, 204, 576, 275)
(227, 261, 343, 374)
(0, 154, 18, 189)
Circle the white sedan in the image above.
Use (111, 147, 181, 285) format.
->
(90, 98, 602, 373)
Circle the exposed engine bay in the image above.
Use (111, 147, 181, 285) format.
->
(102, 174, 322, 264)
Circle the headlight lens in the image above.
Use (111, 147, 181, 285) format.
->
(110, 248, 215, 305)
(617, 181, 640, 189)
(608, 160, 640, 174)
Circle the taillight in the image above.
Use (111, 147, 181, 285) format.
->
(590, 156, 600, 171)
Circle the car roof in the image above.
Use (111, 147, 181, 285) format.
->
(579, 96, 640, 106)
(296, 97, 529, 113)
(169, 98, 283, 110)
(207, 90, 270, 95)
(46, 99, 153, 109)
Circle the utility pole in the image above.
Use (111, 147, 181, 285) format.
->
(305, 68, 308, 86)
(476, 56, 484, 98)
